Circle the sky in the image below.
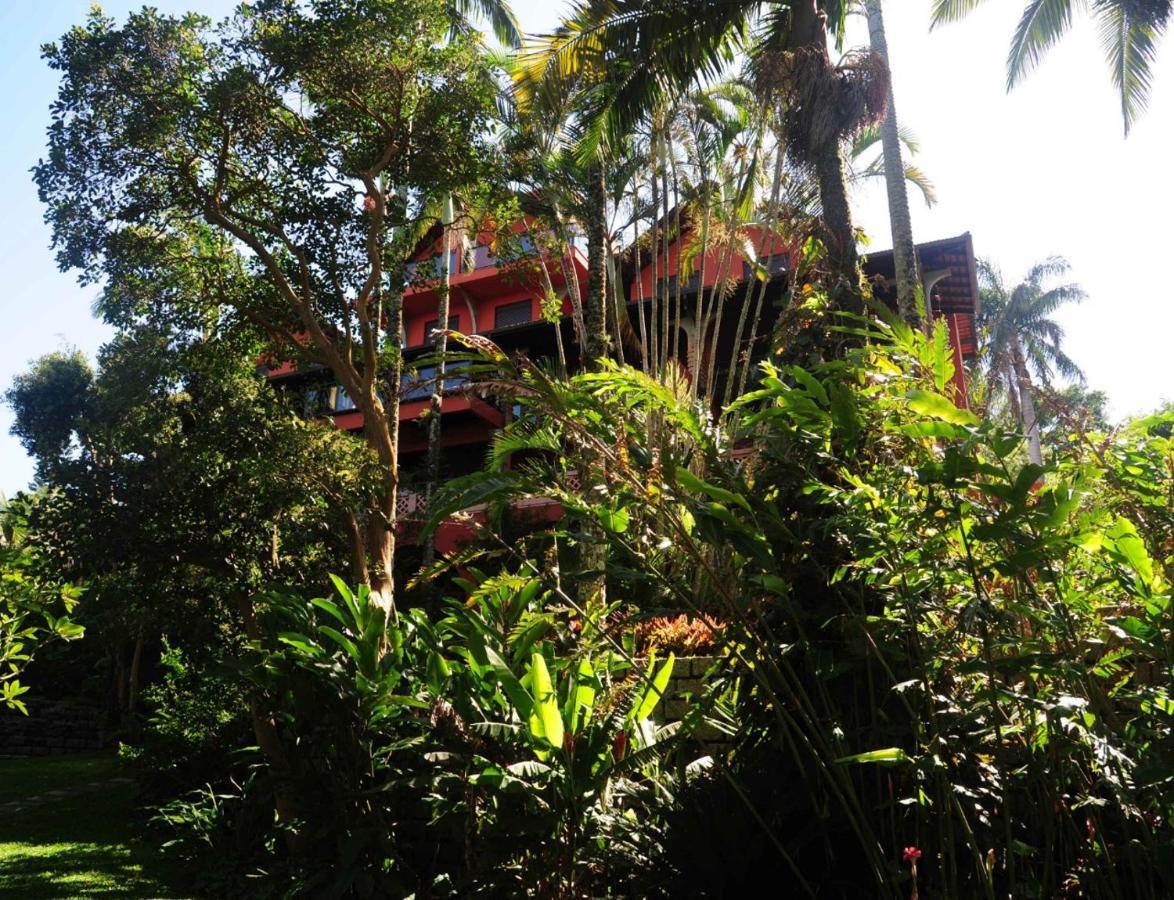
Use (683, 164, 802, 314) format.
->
(1, 0, 1170, 495)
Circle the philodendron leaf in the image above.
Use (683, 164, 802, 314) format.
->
(598, 506, 630, 534)
(836, 747, 911, 766)
(528, 653, 564, 749)
(906, 389, 979, 427)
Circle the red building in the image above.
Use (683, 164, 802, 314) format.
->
(265, 222, 980, 558)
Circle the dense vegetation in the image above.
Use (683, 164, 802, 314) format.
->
(4, 0, 1171, 897)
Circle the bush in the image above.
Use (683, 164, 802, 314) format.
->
(428, 314, 1174, 898)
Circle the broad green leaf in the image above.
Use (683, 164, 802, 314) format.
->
(1107, 518, 1155, 587)
(906, 390, 979, 427)
(675, 469, 752, 512)
(598, 506, 630, 534)
(568, 658, 596, 733)
(633, 653, 675, 723)
(317, 625, 360, 663)
(528, 653, 564, 749)
(835, 747, 911, 766)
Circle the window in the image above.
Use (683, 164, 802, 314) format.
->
(422, 315, 458, 345)
(333, 386, 357, 413)
(400, 360, 470, 402)
(493, 300, 532, 330)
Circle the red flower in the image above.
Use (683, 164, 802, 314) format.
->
(903, 847, 922, 864)
(363, 195, 377, 212)
(612, 731, 628, 760)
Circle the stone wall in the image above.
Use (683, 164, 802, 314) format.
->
(655, 655, 726, 752)
(0, 698, 102, 756)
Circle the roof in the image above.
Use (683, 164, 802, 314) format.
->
(863, 233, 981, 357)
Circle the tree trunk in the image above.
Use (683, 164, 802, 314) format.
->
(125, 627, 144, 738)
(422, 194, 455, 569)
(232, 592, 302, 842)
(815, 145, 862, 314)
(366, 257, 407, 617)
(790, 0, 863, 312)
(1011, 336, 1043, 465)
(865, 0, 921, 325)
(584, 161, 609, 369)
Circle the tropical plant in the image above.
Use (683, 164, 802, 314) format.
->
(0, 513, 84, 714)
(931, 0, 1171, 134)
(151, 569, 688, 896)
(515, 0, 889, 312)
(425, 300, 1172, 896)
(977, 256, 1087, 464)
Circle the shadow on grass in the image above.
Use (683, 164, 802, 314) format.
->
(0, 757, 186, 899)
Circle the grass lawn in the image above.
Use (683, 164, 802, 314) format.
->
(0, 754, 186, 898)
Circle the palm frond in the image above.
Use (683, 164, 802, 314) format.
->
(1007, 0, 1077, 89)
(1024, 254, 1071, 286)
(514, 1, 750, 161)
(448, 0, 522, 48)
(902, 163, 938, 207)
(1093, 0, 1167, 135)
(930, 0, 991, 28)
(1027, 282, 1087, 318)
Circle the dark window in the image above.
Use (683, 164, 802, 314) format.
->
(494, 300, 532, 330)
(401, 360, 470, 402)
(422, 315, 458, 345)
(333, 386, 357, 413)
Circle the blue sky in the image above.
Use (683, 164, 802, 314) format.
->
(2, 1, 1171, 495)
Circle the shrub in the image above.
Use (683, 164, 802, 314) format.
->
(428, 314, 1174, 897)
(634, 614, 724, 656)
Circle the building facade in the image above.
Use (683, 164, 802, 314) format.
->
(264, 222, 980, 558)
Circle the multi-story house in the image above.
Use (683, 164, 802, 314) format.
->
(264, 219, 980, 559)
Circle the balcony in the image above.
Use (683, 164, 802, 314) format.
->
(405, 235, 536, 281)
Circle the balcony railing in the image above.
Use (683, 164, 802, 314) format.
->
(405, 235, 536, 280)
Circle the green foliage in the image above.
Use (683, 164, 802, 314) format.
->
(3, 349, 92, 481)
(0, 500, 84, 713)
(149, 571, 688, 896)
(430, 313, 1174, 897)
(123, 640, 251, 794)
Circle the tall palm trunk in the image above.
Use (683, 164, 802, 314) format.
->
(583, 161, 609, 368)
(865, 0, 921, 325)
(422, 194, 455, 568)
(1011, 335, 1043, 465)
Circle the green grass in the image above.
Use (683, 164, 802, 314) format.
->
(0, 754, 186, 898)
(0, 753, 122, 805)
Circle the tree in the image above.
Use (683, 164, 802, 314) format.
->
(931, 0, 1171, 134)
(36, 1, 500, 612)
(977, 256, 1086, 464)
(10, 324, 374, 822)
(1039, 382, 1111, 446)
(515, 0, 888, 314)
(4, 350, 93, 482)
(864, 0, 921, 323)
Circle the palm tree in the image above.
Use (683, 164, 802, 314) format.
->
(931, 0, 1171, 134)
(515, 1, 888, 311)
(977, 257, 1086, 464)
